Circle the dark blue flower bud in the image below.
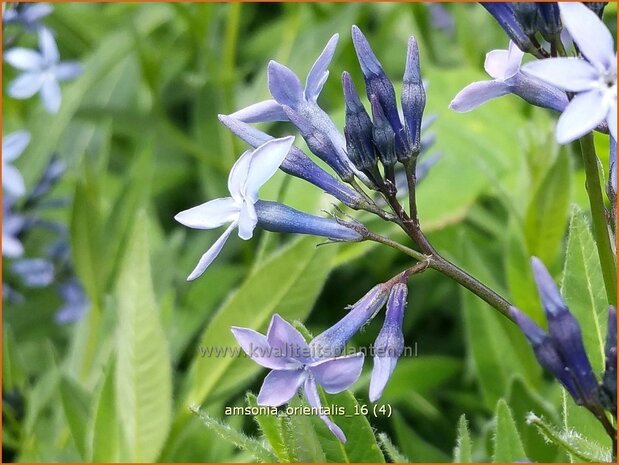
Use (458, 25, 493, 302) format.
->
(342, 72, 383, 188)
(370, 95, 397, 169)
(480, 3, 538, 55)
(584, 2, 607, 17)
(401, 37, 426, 160)
(351, 26, 404, 144)
(601, 306, 616, 414)
(536, 3, 562, 41)
(512, 2, 539, 36)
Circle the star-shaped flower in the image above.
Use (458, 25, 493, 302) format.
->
(232, 314, 364, 442)
(175, 136, 294, 280)
(523, 2, 617, 143)
(2, 130, 30, 198)
(5, 27, 83, 113)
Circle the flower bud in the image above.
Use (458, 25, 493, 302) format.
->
(401, 37, 426, 160)
(480, 3, 538, 56)
(512, 2, 539, 36)
(370, 94, 397, 170)
(536, 3, 562, 41)
(584, 2, 607, 18)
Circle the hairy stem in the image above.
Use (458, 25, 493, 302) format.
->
(580, 133, 617, 305)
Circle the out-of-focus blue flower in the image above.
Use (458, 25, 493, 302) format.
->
(55, 279, 89, 324)
(4, 27, 83, 113)
(11, 258, 55, 288)
(601, 306, 616, 414)
(3, 3, 53, 31)
(310, 283, 391, 358)
(2, 200, 25, 258)
(175, 137, 294, 280)
(230, 35, 356, 182)
(428, 3, 455, 36)
(255, 201, 363, 242)
(480, 3, 537, 55)
(29, 153, 67, 202)
(231, 314, 364, 442)
(510, 257, 600, 408)
(369, 282, 407, 402)
(218, 115, 365, 208)
(450, 41, 568, 113)
(522, 3, 617, 143)
(2, 130, 30, 198)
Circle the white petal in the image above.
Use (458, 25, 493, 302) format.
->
(22, 3, 53, 23)
(227, 150, 253, 202)
(55, 62, 83, 81)
(38, 27, 59, 64)
(559, 2, 615, 71)
(2, 131, 31, 162)
(2, 164, 26, 197)
(8, 72, 44, 99)
(2, 233, 24, 258)
(4, 48, 43, 71)
(174, 197, 240, 229)
(305, 34, 339, 102)
(484, 42, 523, 80)
(449, 80, 510, 112)
(237, 201, 257, 240)
(186, 221, 237, 281)
(522, 58, 598, 92)
(40, 78, 61, 113)
(556, 90, 608, 144)
(228, 99, 289, 123)
(369, 355, 398, 402)
(243, 136, 295, 202)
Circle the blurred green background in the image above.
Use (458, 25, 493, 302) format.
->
(2, 2, 616, 462)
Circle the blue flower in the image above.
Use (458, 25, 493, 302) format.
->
(232, 314, 365, 442)
(522, 3, 617, 143)
(480, 3, 537, 56)
(4, 27, 83, 113)
(11, 258, 55, 288)
(2, 130, 30, 198)
(2, 200, 25, 258)
(3, 3, 53, 31)
(55, 279, 89, 324)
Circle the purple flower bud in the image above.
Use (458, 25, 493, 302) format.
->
(218, 115, 364, 208)
(536, 3, 562, 41)
(601, 306, 616, 414)
(480, 3, 537, 55)
(310, 283, 391, 358)
(584, 2, 607, 17)
(512, 2, 539, 36)
(351, 26, 404, 144)
(401, 37, 426, 159)
(370, 95, 397, 169)
(369, 283, 407, 402)
(255, 200, 363, 242)
(342, 72, 382, 188)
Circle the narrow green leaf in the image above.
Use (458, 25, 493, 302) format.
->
(378, 433, 409, 463)
(190, 405, 277, 463)
(493, 399, 527, 462)
(392, 411, 449, 462)
(115, 210, 172, 461)
(454, 414, 472, 463)
(246, 393, 290, 462)
(280, 396, 326, 463)
(59, 376, 92, 459)
(88, 358, 120, 462)
(2, 327, 25, 393)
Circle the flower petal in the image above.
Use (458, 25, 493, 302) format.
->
(369, 354, 398, 402)
(4, 48, 43, 71)
(257, 369, 306, 406)
(266, 314, 310, 361)
(556, 89, 608, 144)
(449, 80, 510, 112)
(484, 41, 523, 80)
(305, 34, 339, 102)
(22, 3, 53, 24)
(559, 2, 615, 71)
(267, 61, 304, 107)
(8, 72, 45, 99)
(186, 221, 237, 280)
(2, 164, 26, 198)
(237, 200, 257, 240)
(231, 326, 300, 370)
(243, 136, 295, 202)
(530, 257, 569, 318)
(55, 62, 83, 81)
(2, 233, 24, 258)
(228, 99, 289, 124)
(175, 197, 240, 229)
(2, 131, 31, 162)
(309, 353, 364, 394)
(38, 27, 59, 64)
(40, 78, 61, 113)
(227, 150, 253, 202)
(522, 58, 598, 92)
(303, 377, 347, 442)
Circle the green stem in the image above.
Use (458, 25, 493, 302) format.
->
(580, 133, 617, 305)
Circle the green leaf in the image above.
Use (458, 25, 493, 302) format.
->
(392, 411, 449, 462)
(88, 358, 120, 462)
(454, 414, 472, 463)
(246, 393, 290, 462)
(115, 210, 172, 461)
(190, 405, 277, 462)
(59, 376, 92, 459)
(378, 433, 409, 463)
(2, 327, 26, 393)
(493, 399, 527, 462)
(280, 395, 326, 462)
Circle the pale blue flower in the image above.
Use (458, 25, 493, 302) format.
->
(55, 279, 89, 324)
(175, 137, 294, 280)
(3, 3, 53, 31)
(4, 27, 83, 113)
(11, 258, 55, 288)
(2, 200, 25, 258)
(232, 314, 364, 442)
(2, 130, 30, 198)
(450, 40, 568, 113)
(523, 3, 617, 143)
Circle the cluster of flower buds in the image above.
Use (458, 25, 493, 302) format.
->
(232, 275, 410, 442)
(510, 258, 616, 416)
